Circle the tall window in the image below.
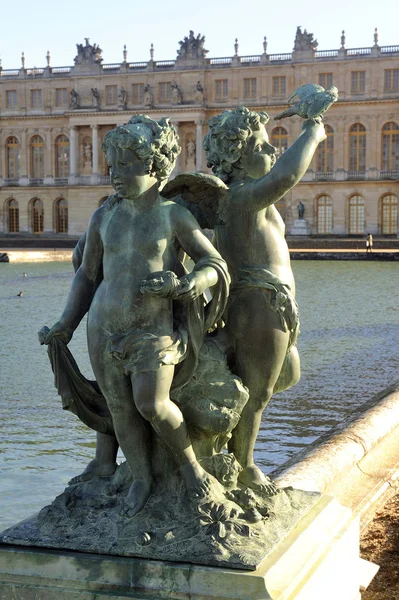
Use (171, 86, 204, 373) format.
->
(31, 198, 44, 233)
(6, 90, 17, 108)
(6, 136, 20, 179)
(272, 76, 286, 96)
(318, 73, 333, 88)
(381, 122, 399, 172)
(7, 199, 19, 233)
(215, 79, 228, 100)
(349, 124, 366, 173)
(384, 69, 399, 92)
(55, 135, 70, 177)
(348, 195, 365, 234)
(351, 71, 365, 93)
(243, 78, 257, 98)
(132, 83, 144, 104)
(30, 135, 45, 179)
(381, 194, 398, 235)
(317, 195, 333, 234)
(56, 88, 68, 107)
(159, 82, 171, 102)
(55, 198, 68, 233)
(270, 127, 288, 157)
(316, 125, 334, 173)
(105, 85, 118, 105)
(30, 89, 43, 108)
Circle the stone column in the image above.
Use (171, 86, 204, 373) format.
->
(90, 124, 99, 184)
(196, 120, 203, 171)
(68, 126, 77, 184)
(0, 130, 5, 186)
(44, 128, 54, 185)
(171, 121, 180, 176)
(18, 128, 29, 186)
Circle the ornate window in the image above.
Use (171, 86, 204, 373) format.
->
(270, 127, 288, 157)
(105, 85, 118, 105)
(318, 73, 333, 88)
(384, 69, 399, 92)
(6, 136, 20, 179)
(316, 125, 334, 173)
(215, 79, 228, 100)
(55, 198, 68, 233)
(317, 196, 333, 234)
(381, 122, 399, 172)
(30, 89, 43, 108)
(6, 90, 17, 108)
(351, 71, 365, 93)
(348, 195, 365, 234)
(56, 88, 68, 107)
(55, 135, 70, 177)
(272, 76, 286, 96)
(132, 83, 144, 104)
(159, 82, 171, 102)
(7, 198, 19, 233)
(30, 135, 45, 179)
(380, 194, 398, 235)
(349, 124, 366, 173)
(31, 198, 44, 234)
(243, 78, 257, 98)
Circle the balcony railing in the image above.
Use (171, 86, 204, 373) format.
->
(3, 178, 19, 186)
(30, 178, 44, 186)
(99, 176, 111, 184)
(314, 171, 335, 180)
(379, 169, 399, 179)
(347, 171, 367, 180)
(54, 177, 68, 185)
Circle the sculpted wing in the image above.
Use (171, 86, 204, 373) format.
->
(288, 83, 324, 103)
(162, 172, 229, 229)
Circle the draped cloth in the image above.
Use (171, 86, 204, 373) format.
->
(39, 253, 230, 433)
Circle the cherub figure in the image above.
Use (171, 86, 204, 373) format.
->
(163, 106, 326, 493)
(43, 115, 229, 515)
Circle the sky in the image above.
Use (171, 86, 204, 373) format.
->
(1, 0, 398, 69)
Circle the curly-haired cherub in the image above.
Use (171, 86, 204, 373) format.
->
(42, 115, 229, 515)
(163, 106, 326, 494)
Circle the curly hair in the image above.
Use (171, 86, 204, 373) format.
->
(102, 115, 181, 183)
(203, 106, 270, 182)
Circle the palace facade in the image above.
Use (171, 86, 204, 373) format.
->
(0, 28, 398, 237)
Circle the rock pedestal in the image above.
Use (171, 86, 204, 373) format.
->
(290, 219, 310, 236)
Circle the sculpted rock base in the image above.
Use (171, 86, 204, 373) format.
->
(1, 460, 320, 570)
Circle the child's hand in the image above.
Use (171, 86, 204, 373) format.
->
(302, 118, 326, 144)
(173, 272, 208, 302)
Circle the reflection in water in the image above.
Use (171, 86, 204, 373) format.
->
(0, 260, 398, 529)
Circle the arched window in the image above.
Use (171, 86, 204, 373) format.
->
(6, 136, 20, 179)
(30, 135, 45, 179)
(381, 122, 399, 173)
(7, 198, 19, 232)
(270, 127, 288, 157)
(317, 195, 333, 234)
(381, 193, 398, 235)
(349, 124, 366, 174)
(348, 194, 365, 234)
(55, 135, 70, 178)
(316, 125, 334, 174)
(31, 198, 44, 233)
(55, 198, 68, 233)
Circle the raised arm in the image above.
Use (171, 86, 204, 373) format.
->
(44, 209, 104, 344)
(234, 119, 326, 212)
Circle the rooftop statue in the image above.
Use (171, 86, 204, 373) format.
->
(74, 38, 103, 65)
(3, 105, 331, 570)
(294, 26, 318, 52)
(176, 30, 208, 60)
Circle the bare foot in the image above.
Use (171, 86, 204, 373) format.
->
(69, 459, 117, 485)
(121, 478, 152, 517)
(238, 464, 279, 496)
(180, 461, 216, 499)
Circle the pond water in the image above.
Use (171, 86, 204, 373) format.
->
(0, 260, 398, 530)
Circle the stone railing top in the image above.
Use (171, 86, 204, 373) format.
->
(1, 45, 398, 79)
